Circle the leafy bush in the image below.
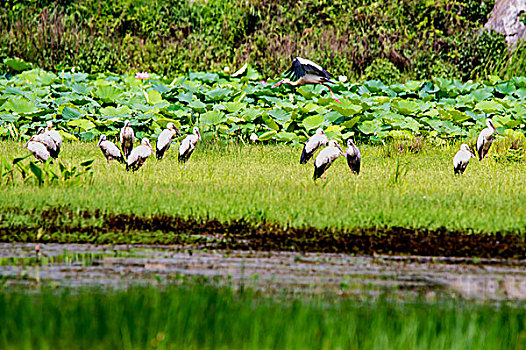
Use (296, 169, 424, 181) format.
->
(1, 0, 519, 80)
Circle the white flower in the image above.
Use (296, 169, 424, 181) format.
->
(338, 75, 347, 83)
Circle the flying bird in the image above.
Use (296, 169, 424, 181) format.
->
(476, 119, 498, 163)
(98, 134, 124, 165)
(120, 120, 135, 160)
(313, 140, 345, 181)
(126, 138, 153, 171)
(45, 121, 62, 157)
(34, 127, 58, 158)
(300, 128, 329, 165)
(179, 127, 201, 163)
(24, 136, 50, 163)
(453, 143, 476, 175)
(273, 57, 341, 103)
(346, 139, 361, 174)
(156, 122, 181, 160)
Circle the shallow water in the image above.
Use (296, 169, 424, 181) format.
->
(0, 243, 525, 301)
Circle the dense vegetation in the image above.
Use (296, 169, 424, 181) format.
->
(0, 284, 524, 349)
(2, 66, 526, 148)
(1, 0, 525, 81)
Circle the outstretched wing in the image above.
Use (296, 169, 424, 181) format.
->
(296, 57, 332, 79)
(283, 58, 306, 81)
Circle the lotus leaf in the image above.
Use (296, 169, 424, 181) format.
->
(5, 97, 36, 114)
(393, 100, 419, 115)
(200, 111, 225, 126)
(358, 120, 382, 135)
(258, 130, 277, 141)
(475, 100, 504, 113)
(302, 115, 324, 131)
(330, 100, 362, 117)
(262, 114, 280, 131)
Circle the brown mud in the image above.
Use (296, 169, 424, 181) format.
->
(1, 206, 525, 259)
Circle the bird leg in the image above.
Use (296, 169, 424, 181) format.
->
(326, 86, 341, 104)
(323, 172, 327, 181)
(272, 80, 285, 88)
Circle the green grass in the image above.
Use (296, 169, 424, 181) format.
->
(0, 284, 524, 350)
(1, 140, 526, 235)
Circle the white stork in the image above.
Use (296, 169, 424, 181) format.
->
(126, 138, 153, 171)
(300, 128, 329, 164)
(156, 122, 181, 160)
(476, 119, 498, 163)
(346, 139, 361, 175)
(24, 136, 50, 163)
(120, 120, 135, 160)
(453, 144, 476, 175)
(313, 140, 345, 181)
(272, 57, 341, 103)
(45, 121, 62, 157)
(98, 134, 124, 165)
(35, 127, 58, 158)
(178, 127, 201, 163)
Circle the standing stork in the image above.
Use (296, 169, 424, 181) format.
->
(272, 57, 341, 103)
(476, 119, 498, 163)
(35, 127, 58, 158)
(346, 139, 361, 175)
(156, 122, 182, 160)
(98, 134, 124, 166)
(126, 138, 153, 171)
(120, 120, 135, 160)
(313, 140, 345, 181)
(453, 144, 476, 175)
(300, 128, 329, 164)
(178, 127, 201, 163)
(45, 121, 62, 157)
(24, 136, 50, 163)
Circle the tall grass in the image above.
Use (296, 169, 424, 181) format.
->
(0, 284, 524, 349)
(1, 140, 526, 234)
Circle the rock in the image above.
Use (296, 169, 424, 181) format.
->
(485, 0, 526, 46)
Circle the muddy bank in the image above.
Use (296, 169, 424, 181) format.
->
(1, 207, 525, 259)
(1, 243, 525, 301)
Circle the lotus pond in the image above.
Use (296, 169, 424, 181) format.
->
(1, 62, 526, 147)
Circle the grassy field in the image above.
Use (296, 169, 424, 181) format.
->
(2, 140, 526, 233)
(0, 284, 524, 350)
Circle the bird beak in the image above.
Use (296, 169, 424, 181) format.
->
(272, 80, 284, 88)
(176, 128, 182, 137)
(494, 127, 499, 134)
(337, 144, 344, 155)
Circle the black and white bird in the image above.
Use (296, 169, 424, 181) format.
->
(178, 127, 201, 163)
(120, 120, 135, 160)
(35, 127, 59, 158)
(156, 122, 181, 160)
(272, 57, 341, 103)
(24, 135, 50, 163)
(300, 128, 329, 164)
(453, 144, 475, 175)
(45, 121, 62, 157)
(476, 119, 498, 163)
(345, 139, 361, 175)
(126, 138, 153, 171)
(313, 140, 345, 181)
(98, 134, 124, 165)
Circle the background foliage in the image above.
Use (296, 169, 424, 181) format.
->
(1, 0, 524, 81)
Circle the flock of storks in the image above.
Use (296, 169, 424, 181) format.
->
(23, 57, 499, 179)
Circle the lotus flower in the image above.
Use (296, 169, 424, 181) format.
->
(135, 72, 150, 80)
